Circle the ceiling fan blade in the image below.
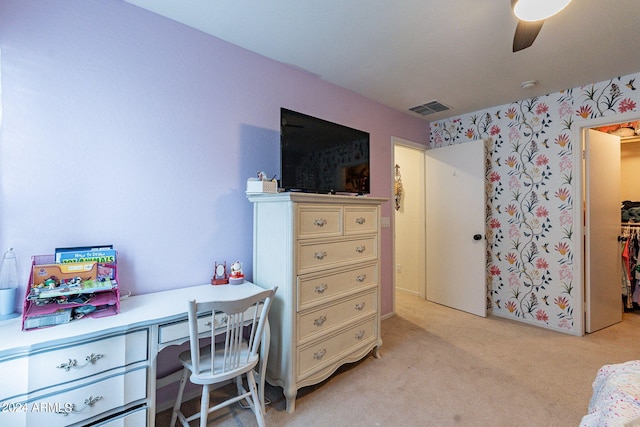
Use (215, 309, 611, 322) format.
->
(513, 19, 544, 52)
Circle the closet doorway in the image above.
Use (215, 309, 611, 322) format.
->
(580, 113, 640, 333)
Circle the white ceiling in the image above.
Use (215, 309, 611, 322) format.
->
(124, 0, 640, 122)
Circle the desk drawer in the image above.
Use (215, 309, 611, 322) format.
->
(297, 317, 376, 380)
(25, 366, 147, 426)
(297, 263, 377, 310)
(298, 290, 377, 343)
(159, 312, 228, 345)
(298, 236, 377, 274)
(27, 330, 147, 395)
(0, 356, 28, 402)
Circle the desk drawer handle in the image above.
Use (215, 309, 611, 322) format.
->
(314, 315, 327, 327)
(356, 274, 366, 282)
(355, 217, 366, 225)
(313, 348, 327, 360)
(315, 283, 328, 294)
(355, 302, 365, 311)
(314, 218, 327, 227)
(56, 395, 103, 416)
(205, 315, 227, 328)
(57, 353, 104, 371)
(355, 330, 365, 340)
(314, 251, 327, 260)
(355, 245, 366, 253)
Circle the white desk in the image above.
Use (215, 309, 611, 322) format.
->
(0, 282, 269, 427)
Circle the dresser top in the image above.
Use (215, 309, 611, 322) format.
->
(246, 192, 387, 205)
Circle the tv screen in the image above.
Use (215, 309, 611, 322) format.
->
(280, 108, 370, 194)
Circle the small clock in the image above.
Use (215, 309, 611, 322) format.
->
(211, 261, 229, 285)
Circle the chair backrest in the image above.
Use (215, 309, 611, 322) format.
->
(187, 286, 277, 377)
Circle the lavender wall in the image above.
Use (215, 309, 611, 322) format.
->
(0, 0, 428, 316)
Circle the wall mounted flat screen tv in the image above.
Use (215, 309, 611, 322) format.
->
(280, 108, 370, 194)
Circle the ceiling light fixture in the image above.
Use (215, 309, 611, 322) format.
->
(520, 80, 538, 89)
(513, 0, 572, 22)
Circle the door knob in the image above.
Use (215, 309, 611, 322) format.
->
(473, 234, 482, 241)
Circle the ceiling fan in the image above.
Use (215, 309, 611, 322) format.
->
(511, 0, 572, 52)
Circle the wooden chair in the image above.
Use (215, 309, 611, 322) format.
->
(170, 286, 277, 427)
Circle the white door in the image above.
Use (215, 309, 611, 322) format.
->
(426, 140, 486, 317)
(585, 129, 622, 332)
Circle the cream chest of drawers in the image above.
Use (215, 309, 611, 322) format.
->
(247, 192, 386, 413)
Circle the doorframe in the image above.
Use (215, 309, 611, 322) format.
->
(391, 137, 427, 315)
(572, 110, 640, 335)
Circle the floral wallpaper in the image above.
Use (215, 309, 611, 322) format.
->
(430, 72, 640, 335)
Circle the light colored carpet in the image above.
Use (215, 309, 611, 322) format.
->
(156, 291, 640, 426)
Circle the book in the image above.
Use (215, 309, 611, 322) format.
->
(55, 245, 115, 264)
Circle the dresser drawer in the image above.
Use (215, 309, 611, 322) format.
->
(298, 236, 377, 274)
(344, 206, 378, 235)
(0, 356, 28, 402)
(25, 366, 147, 426)
(297, 205, 343, 239)
(298, 290, 377, 343)
(26, 330, 148, 395)
(297, 263, 377, 310)
(297, 317, 376, 380)
(94, 404, 147, 426)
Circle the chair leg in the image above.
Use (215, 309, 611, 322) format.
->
(246, 370, 265, 427)
(170, 368, 189, 427)
(200, 384, 210, 427)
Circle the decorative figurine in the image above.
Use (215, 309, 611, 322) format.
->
(211, 261, 228, 285)
(229, 261, 244, 285)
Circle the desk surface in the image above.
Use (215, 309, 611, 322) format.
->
(0, 282, 265, 358)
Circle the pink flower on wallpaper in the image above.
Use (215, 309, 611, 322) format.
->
(506, 156, 518, 168)
(555, 188, 570, 202)
(559, 156, 572, 172)
(509, 175, 521, 190)
(508, 126, 520, 142)
(490, 125, 501, 136)
(535, 310, 549, 322)
(558, 319, 572, 330)
(508, 272, 520, 287)
(536, 154, 549, 166)
(535, 206, 549, 218)
(535, 103, 549, 115)
(558, 101, 572, 118)
(554, 296, 569, 309)
(555, 134, 570, 147)
(506, 107, 517, 120)
(490, 265, 501, 276)
(559, 264, 573, 281)
(506, 253, 518, 264)
(505, 301, 517, 313)
(559, 210, 572, 226)
(536, 258, 549, 270)
(506, 204, 518, 216)
(466, 128, 475, 139)
(577, 105, 592, 119)
(618, 98, 636, 113)
(555, 242, 570, 256)
(490, 171, 501, 182)
(508, 223, 520, 239)
(490, 218, 501, 229)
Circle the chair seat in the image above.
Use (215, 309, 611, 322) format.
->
(178, 344, 260, 385)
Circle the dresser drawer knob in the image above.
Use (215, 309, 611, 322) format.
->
(314, 251, 327, 260)
(314, 315, 327, 327)
(355, 245, 366, 253)
(356, 274, 366, 282)
(313, 348, 327, 360)
(355, 330, 365, 340)
(314, 218, 328, 227)
(355, 217, 366, 225)
(57, 353, 104, 371)
(355, 302, 365, 311)
(315, 283, 328, 293)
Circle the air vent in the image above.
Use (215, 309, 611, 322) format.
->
(409, 100, 451, 116)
